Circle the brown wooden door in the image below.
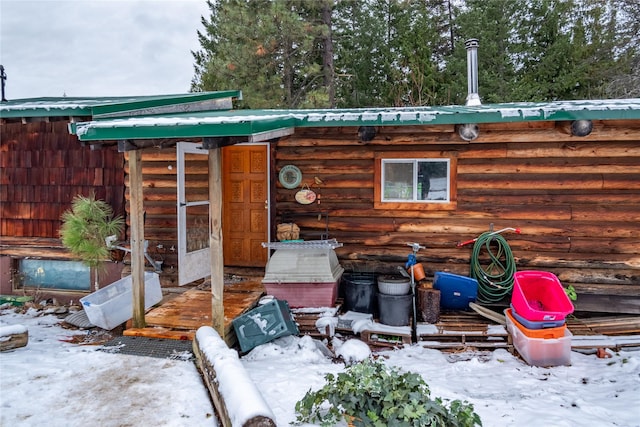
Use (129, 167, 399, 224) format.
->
(222, 145, 269, 267)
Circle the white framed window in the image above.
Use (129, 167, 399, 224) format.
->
(381, 158, 450, 202)
(375, 152, 457, 210)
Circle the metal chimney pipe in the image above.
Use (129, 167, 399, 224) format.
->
(465, 39, 481, 106)
(0, 65, 7, 102)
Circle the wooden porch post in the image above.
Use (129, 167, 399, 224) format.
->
(209, 147, 224, 336)
(129, 149, 146, 328)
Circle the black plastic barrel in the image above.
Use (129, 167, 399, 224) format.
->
(342, 273, 377, 315)
(377, 292, 413, 326)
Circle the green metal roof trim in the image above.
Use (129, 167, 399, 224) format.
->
(70, 109, 298, 141)
(0, 91, 241, 119)
(69, 98, 640, 141)
(90, 91, 241, 117)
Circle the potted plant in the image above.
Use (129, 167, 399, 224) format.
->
(60, 193, 123, 291)
(294, 358, 482, 427)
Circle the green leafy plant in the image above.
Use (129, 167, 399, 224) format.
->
(564, 285, 578, 301)
(294, 359, 482, 427)
(60, 193, 123, 291)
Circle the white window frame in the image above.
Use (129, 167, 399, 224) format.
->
(381, 158, 451, 203)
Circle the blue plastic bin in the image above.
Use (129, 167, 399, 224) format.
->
(510, 305, 565, 329)
(232, 299, 299, 353)
(433, 272, 478, 310)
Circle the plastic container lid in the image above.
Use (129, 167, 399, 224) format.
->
(510, 305, 565, 329)
(433, 272, 478, 310)
(505, 308, 566, 339)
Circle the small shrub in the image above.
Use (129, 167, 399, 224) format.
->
(294, 358, 482, 427)
(60, 193, 123, 290)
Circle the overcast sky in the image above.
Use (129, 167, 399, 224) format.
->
(0, 0, 212, 100)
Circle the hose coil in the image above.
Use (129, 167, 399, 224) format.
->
(470, 231, 516, 304)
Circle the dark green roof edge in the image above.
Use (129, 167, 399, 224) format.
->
(69, 98, 640, 141)
(91, 91, 241, 116)
(72, 115, 296, 140)
(0, 98, 98, 118)
(0, 91, 242, 119)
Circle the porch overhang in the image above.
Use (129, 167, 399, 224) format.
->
(69, 110, 297, 143)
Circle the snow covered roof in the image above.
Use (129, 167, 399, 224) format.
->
(0, 91, 241, 120)
(66, 98, 640, 142)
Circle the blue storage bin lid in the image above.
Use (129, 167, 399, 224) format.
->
(433, 272, 478, 310)
(510, 304, 566, 329)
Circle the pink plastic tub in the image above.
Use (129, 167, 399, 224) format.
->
(511, 271, 574, 322)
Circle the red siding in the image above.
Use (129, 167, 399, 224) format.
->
(0, 120, 125, 241)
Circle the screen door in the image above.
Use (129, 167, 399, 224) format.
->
(177, 142, 210, 285)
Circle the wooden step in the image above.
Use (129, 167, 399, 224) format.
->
(123, 327, 194, 341)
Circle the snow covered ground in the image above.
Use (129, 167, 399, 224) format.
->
(1, 307, 639, 427)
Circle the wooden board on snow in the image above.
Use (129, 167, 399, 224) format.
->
(0, 324, 28, 351)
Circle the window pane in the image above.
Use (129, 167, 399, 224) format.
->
(418, 160, 449, 201)
(383, 161, 413, 200)
(18, 259, 90, 291)
(186, 204, 210, 253)
(184, 156, 209, 203)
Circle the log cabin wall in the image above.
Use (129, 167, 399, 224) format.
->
(0, 119, 126, 256)
(273, 120, 640, 314)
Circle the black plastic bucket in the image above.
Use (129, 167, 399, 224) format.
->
(342, 273, 377, 315)
(377, 292, 413, 326)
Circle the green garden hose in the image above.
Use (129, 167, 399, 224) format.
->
(469, 231, 516, 304)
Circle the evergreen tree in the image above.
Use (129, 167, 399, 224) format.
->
(191, 0, 328, 108)
(447, 0, 519, 104)
(333, 0, 452, 107)
(604, 0, 640, 97)
(190, 0, 638, 108)
(387, 0, 453, 106)
(509, 0, 628, 101)
(332, 0, 394, 107)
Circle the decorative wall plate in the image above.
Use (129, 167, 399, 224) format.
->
(295, 185, 317, 204)
(279, 164, 302, 189)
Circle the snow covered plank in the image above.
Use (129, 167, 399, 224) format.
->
(361, 329, 412, 347)
(193, 326, 276, 427)
(420, 340, 513, 350)
(571, 334, 640, 350)
(0, 324, 28, 351)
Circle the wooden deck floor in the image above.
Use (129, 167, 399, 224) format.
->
(123, 278, 265, 346)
